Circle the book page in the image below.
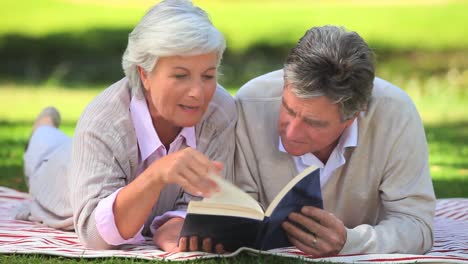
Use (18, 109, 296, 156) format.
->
(187, 201, 265, 220)
(187, 174, 264, 218)
(264, 164, 319, 216)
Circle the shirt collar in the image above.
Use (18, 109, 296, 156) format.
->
(130, 96, 196, 161)
(338, 118, 358, 150)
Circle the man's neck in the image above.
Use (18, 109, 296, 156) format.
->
(313, 139, 339, 164)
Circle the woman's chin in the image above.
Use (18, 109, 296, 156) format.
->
(174, 117, 202, 128)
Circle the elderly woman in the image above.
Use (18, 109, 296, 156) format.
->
(17, 0, 236, 252)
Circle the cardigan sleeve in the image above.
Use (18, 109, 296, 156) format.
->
(69, 122, 129, 250)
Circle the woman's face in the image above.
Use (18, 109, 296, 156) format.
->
(139, 52, 218, 128)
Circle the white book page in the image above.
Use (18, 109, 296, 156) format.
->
(201, 174, 264, 215)
(264, 164, 318, 217)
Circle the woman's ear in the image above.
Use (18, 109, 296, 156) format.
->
(137, 66, 150, 91)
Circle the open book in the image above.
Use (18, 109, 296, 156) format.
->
(179, 165, 322, 251)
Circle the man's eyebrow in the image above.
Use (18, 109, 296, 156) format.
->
(303, 116, 329, 127)
(281, 98, 295, 115)
(282, 97, 328, 127)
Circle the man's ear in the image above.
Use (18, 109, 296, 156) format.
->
(343, 116, 357, 128)
(137, 66, 149, 91)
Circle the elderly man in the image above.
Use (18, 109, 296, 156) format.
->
(234, 25, 436, 256)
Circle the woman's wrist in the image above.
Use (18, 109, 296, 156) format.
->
(143, 164, 167, 192)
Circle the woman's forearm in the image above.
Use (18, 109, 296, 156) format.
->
(113, 169, 164, 239)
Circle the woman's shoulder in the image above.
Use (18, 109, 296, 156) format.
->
(195, 84, 237, 137)
(76, 78, 133, 133)
(205, 84, 237, 122)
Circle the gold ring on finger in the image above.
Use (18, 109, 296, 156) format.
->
(311, 235, 318, 248)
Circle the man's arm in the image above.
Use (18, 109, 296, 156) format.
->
(339, 97, 436, 254)
(283, 92, 436, 255)
(233, 97, 261, 201)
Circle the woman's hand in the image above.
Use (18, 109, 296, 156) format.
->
(149, 147, 222, 197)
(153, 217, 185, 252)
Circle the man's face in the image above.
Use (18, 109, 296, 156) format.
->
(278, 86, 354, 159)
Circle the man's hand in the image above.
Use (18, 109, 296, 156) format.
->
(282, 206, 347, 256)
(153, 217, 185, 252)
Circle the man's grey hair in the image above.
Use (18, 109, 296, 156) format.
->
(122, 0, 226, 98)
(284, 25, 375, 121)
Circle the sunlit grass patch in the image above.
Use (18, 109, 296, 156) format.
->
(1, 0, 467, 51)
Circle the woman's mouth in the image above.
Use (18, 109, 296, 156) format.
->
(179, 104, 200, 112)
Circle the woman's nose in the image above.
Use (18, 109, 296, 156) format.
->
(188, 80, 203, 99)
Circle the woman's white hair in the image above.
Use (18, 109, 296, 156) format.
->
(122, 0, 226, 98)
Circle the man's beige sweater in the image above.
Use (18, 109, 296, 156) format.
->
(234, 70, 436, 254)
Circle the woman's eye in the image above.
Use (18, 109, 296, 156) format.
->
(174, 74, 187, 79)
(203, 75, 214, 80)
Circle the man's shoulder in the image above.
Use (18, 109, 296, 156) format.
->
(371, 77, 414, 106)
(236, 70, 284, 101)
(361, 77, 422, 134)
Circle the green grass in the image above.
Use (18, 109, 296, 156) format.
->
(1, 0, 467, 51)
(0, 252, 314, 264)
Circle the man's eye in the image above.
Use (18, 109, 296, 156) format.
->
(305, 120, 326, 128)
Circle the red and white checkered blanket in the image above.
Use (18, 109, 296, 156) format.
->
(1, 186, 467, 263)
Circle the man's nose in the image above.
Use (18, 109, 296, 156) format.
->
(285, 117, 302, 139)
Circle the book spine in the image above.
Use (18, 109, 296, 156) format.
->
(254, 218, 269, 249)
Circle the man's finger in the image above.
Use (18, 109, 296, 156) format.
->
(282, 220, 316, 247)
(288, 211, 326, 238)
(301, 206, 338, 227)
(287, 233, 320, 256)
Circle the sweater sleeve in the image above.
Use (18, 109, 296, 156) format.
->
(233, 97, 261, 201)
(340, 97, 436, 254)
